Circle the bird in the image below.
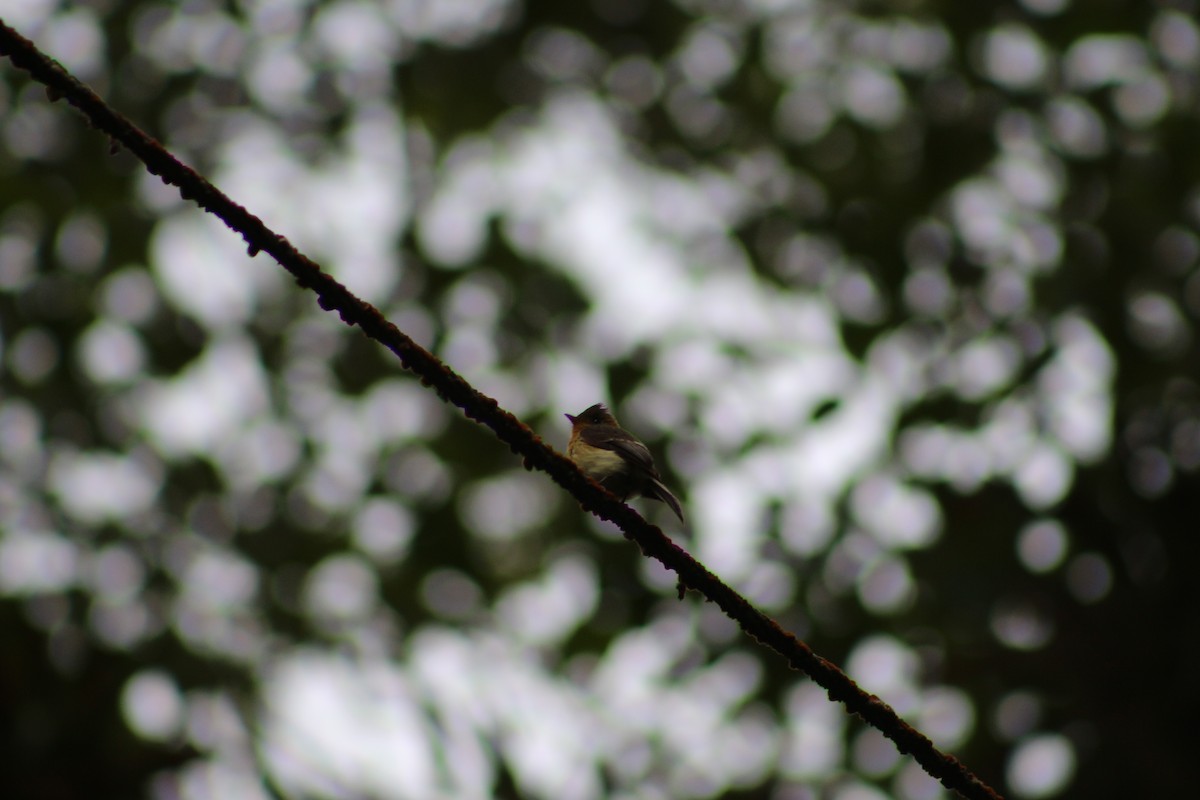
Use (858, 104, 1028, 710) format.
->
(564, 403, 685, 523)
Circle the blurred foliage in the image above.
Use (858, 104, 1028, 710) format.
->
(2, 1, 1200, 799)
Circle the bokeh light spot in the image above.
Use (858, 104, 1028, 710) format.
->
(304, 554, 378, 622)
(1065, 552, 1112, 603)
(122, 669, 184, 741)
(982, 25, 1049, 90)
(1016, 519, 1068, 573)
(990, 598, 1054, 651)
(992, 690, 1041, 741)
(1007, 733, 1076, 798)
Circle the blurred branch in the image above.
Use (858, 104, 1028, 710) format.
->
(0, 19, 1003, 800)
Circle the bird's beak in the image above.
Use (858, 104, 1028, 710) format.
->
(564, 414, 576, 423)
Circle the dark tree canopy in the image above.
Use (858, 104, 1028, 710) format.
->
(2, 1, 1198, 798)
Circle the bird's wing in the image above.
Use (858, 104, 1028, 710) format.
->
(582, 427, 658, 475)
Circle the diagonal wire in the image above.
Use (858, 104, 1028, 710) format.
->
(0, 18, 1004, 800)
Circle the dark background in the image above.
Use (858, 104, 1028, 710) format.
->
(2, 1, 1199, 798)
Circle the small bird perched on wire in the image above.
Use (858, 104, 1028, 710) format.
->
(565, 403, 685, 523)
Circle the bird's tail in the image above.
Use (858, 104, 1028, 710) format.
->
(646, 477, 685, 523)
